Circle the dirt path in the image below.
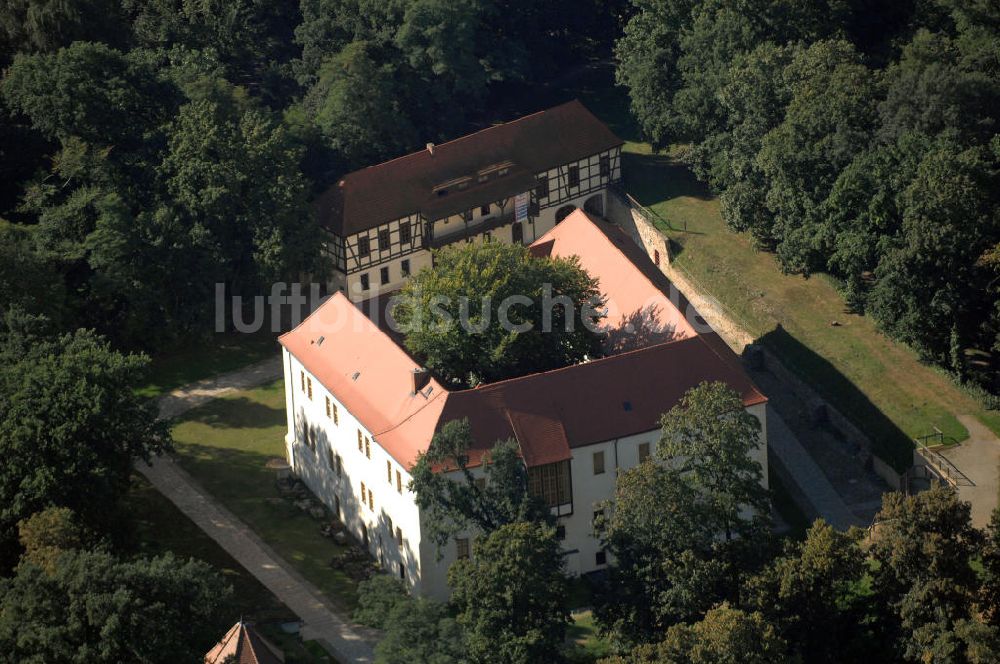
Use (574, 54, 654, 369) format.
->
(941, 415, 1000, 528)
(143, 356, 378, 662)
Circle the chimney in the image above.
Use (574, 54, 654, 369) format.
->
(426, 142, 435, 156)
(411, 367, 431, 394)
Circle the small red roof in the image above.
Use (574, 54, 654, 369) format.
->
(316, 100, 623, 235)
(204, 621, 284, 664)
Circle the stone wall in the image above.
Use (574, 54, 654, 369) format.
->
(606, 189, 671, 269)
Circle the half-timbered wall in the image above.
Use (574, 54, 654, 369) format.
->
(323, 146, 623, 300)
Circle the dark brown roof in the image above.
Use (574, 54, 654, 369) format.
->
(316, 100, 623, 235)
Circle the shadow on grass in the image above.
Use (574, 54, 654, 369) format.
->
(622, 151, 714, 205)
(184, 396, 286, 430)
(138, 331, 278, 398)
(174, 443, 361, 609)
(755, 325, 913, 473)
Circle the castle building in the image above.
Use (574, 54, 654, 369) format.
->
(281, 162, 768, 598)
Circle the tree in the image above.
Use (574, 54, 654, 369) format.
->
(869, 483, 994, 662)
(743, 520, 871, 661)
(866, 137, 1000, 370)
(656, 381, 769, 540)
(17, 507, 84, 575)
(601, 604, 788, 664)
(158, 97, 322, 289)
(409, 418, 551, 554)
(393, 241, 604, 386)
(375, 596, 467, 664)
(1, 42, 174, 147)
(615, 0, 699, 149)
(0, 321, 170, 566)
(0, 221, 64, 323)
(0, 0, 127, 56)
(448, 521, 569, 664)
(295, 40, 418, 171)
(596, 381, 770, 644)
(0, 549, 231, 663)
(755, 39, 881, 273)
(595, 459, 728, 644)
(353, 575, 410, 629)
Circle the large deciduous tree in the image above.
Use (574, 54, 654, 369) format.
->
(393, 242, 604, 386)
(409, 418, 552, 554)
(595, 381, 770, 644)
(448, 521, 569, 664)
(869, 483, 996, 662)
(743, 520, 871, 661)
(602, 603, 789, 664)
(0, 317, 170, 565)
(0, 549, 230, 663)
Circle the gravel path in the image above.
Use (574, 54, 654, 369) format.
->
(141, 356, 378, 662)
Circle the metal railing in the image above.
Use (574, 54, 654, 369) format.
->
(914, 428, 974, 487)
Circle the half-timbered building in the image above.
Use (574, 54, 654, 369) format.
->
(314, 100, 624, 299)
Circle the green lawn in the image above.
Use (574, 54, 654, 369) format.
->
(562, 64, 1000, 471)
(567, 610, 614, 663)
(125, 475, 336, 663)
(137, 331, 278, 398)
(169, 379, 361, 611)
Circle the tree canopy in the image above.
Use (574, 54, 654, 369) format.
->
(615, 0, 1000, 384)
(393, 242, 604, 387)
(0, 316, 169, 567)
(448, 521, 570, 664)
(595, 381, 771, 645)
(0, 548, 231, 663)
(409, 418, 552, 555)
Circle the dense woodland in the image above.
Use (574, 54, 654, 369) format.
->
(616, 0, 1000, 392)
(0, 0, 625, 350)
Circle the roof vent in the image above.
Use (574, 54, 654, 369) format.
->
(411, 367, 431, 395)
(316, 335, 325, 346)
(426, 142, 435, 155)
(623, 401, 633, 412)
(352, 371, 361, 381)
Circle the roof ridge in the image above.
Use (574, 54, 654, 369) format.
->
(340, 100, 584, 181)
(537, 209, 678, 316)
(457, 336, 704, 394)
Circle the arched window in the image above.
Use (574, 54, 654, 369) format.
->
(555, 205, 576, 224)
(584, 194, 604, 217)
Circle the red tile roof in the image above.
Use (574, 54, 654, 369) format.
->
(281, 213, 766, 470)
(316, 100, 623, 235)
(279, 292, 448, 469)
(204, 621, 284, 664)
(532, 210, 698, 353)
(440, 334, 766, 467)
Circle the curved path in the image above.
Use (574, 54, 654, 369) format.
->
(140, 357, 377, 663)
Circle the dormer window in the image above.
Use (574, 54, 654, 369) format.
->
(497, 166, 509, 176)
(477, 173, 489, 183)
(437, 189, 448, 197)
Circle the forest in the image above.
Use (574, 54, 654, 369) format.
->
(616, 0, 1000, 393)
(1, 0, 996, 400)
(0, 0, 624, 350)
